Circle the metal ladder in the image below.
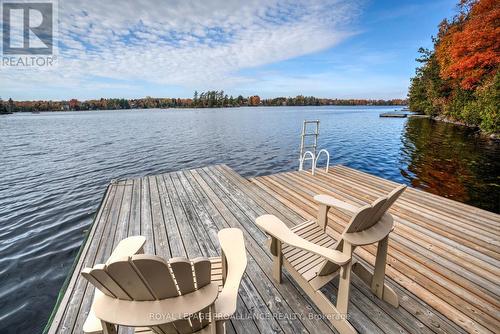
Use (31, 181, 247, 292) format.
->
(298, 120, 330, 175)
(299, 119, 319, 164)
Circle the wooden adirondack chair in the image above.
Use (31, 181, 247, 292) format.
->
(256, 185, 406, 334)
(81, 228, 247, 334)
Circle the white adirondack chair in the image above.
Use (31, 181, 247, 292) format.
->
(81, 228, 247, 334)
(256, 185, 406, 334)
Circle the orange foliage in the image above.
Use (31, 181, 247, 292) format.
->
(436, 0, 500, 89)
(249, 95, 261, 106)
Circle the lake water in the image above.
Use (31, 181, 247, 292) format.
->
(0, 106, 499, 333)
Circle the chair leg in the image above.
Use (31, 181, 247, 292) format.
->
(270, 237, 282, 283)
(317, 204, 329, 230)
(336, 242, 353, 315)
(352, 261, 399, 307)
(352, 236, 399, 307)
(314, 290, 356, 334)
(100, 321, 117, 334)
(215, 320, 225, 334)
(212, 305, 222, 334)
(371, 236, 389, 299)
(285, 259, 356, 334)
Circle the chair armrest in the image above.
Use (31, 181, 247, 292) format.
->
(105, 236, 146, 265)
(256, 215, 350, 265)
(314, 194, 359, 213)
(215, 228, 247, 320)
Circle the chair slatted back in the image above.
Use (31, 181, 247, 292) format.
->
(344, 204, 378, 233)
(107, 258, 156, 300)
(370, 185, 406, 226)
(132, 255, 177, 299)
(343, 185, 406, 235)
(82, 255, 213, 333)
(82, 264, 131, 300)
(319, 185, 406, 277)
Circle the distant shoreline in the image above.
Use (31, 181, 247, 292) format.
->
(0, 104, 406, 115)
(2, 104, 408, 114)
(1, 92, 407, 113)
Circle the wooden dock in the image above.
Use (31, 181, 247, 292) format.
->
(379, 112, 429, 118)
(45, 165, 499, 334)
(379, 112, 408, 118)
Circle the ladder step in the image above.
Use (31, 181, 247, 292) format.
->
(303, 133, 318, 136)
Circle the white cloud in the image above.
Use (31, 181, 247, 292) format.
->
(233, 69, 409, 99)
(1, 0, 360, 98)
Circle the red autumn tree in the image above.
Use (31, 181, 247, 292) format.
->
(436, 0, 500, 90)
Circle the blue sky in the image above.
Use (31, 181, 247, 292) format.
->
(1, 0, 456, 100)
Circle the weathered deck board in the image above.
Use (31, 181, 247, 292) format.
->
(45, 165, 499, 334)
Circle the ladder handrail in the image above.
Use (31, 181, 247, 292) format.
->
(315, 149, 330, 173)
(299, 151, 315, 174)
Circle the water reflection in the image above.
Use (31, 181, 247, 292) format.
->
(400, 118, 500, 212)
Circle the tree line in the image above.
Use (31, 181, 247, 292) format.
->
(1, 91, 407, 113)
(408, 0, 499, 133)
(0, 97, 195, 112)
(260, 96, 406, 106)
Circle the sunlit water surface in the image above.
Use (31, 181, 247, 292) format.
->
(0, 106, 498, 333)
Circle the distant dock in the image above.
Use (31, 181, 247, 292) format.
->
(380, 112, 407, 118)
(380, 111, 429, 118)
